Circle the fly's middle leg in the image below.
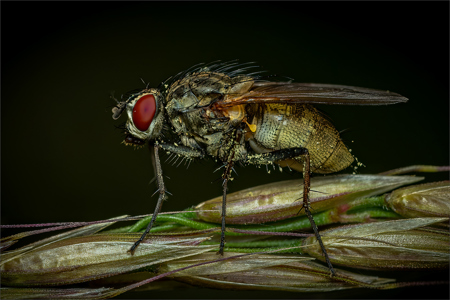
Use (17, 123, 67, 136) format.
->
(243, 148, 308, 165)
(218, 152, 235, 255)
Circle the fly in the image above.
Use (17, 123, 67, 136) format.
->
(111, 61, 408, 276)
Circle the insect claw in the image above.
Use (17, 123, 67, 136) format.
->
(127, 246, 137, 256)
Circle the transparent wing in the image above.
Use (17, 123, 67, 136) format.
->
(218, 82, 408, 107)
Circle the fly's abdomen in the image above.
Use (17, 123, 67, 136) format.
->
(250, 104, 354, 174)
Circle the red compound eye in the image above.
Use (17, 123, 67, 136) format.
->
(132, 94, 156, 131)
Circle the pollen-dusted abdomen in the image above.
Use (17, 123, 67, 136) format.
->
(249, 103, 354, 174)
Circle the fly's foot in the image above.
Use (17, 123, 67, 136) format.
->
(128, 241, 140, 256)
(217, 239, 225, 256)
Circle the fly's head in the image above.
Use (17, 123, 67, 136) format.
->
(112, 88, 165, 146)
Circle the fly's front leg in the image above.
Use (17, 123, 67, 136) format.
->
(158, 143, 205, 160)
(128, 145, 166, 255)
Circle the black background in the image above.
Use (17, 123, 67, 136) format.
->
(1, 1, 449, 299)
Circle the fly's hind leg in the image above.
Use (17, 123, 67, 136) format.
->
(244, 147, 335, 276)
(300, 149, 336, 276)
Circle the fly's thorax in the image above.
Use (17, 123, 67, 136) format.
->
(124, 88, 165, 141)
(248, 104, 354, 174)
(164, 71, 254, 147)
(167, 72, 231, 105)
(165, 72, 253, 117)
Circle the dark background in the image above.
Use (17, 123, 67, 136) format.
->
(1, 1, 449, 299)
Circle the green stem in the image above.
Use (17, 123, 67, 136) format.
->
(219, 246, 304, 254)
(341, 209, 401, 223)
(346, 196, 387, 212)
(124, 197, 400, 236)
(128, 214, 220, 233)
(202, 239, 302, 248)
(238, 210, 335, 232)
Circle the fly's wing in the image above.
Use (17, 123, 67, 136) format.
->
(218, 82, 408, 107)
